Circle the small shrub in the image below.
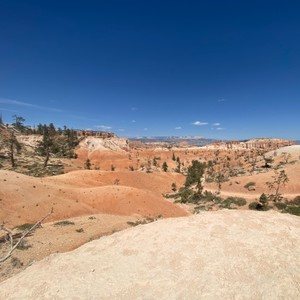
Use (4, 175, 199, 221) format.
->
(76, 228, 84, 233)
(162, 162, 168, 172)
(221, 197, 247, 208)
(145, 217, 155, 222)
(54, 220, 75, 226)
(15, 223, 35, 231)
(84, 159, 91, 170)
(285, 206, 300, 216)
(201, 191, 222, 203)
(127, 220, 147, 226)
(244, 182, 256, 189)
(249, 201, 270, 211)
(259, 193, 269, 204)
(178, 187, 194, 203)
(274, 202, 287, 210)
(234, 197, 247, 206)
(16, 239, 32, 250)
(249, 202, 260, 210)
(231, 197, 247, 206)
(11, 257, 23, 268)
(194, 205, 206, 213)
(127, 221, 138, 226)
(165, 192, 181, 199)
(171, 182, 177, 192)
(127, 216, 161, 227)
(205, 177, 214, 183)
(292, 196, 300, 205)
(221, 198, 234, 209)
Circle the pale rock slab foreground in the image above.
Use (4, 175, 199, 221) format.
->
(1, 210, 300, 299)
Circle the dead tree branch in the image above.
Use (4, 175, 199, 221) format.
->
(0, 208, 53, 263)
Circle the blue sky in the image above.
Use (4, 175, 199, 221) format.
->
(0, 0, 299, 140)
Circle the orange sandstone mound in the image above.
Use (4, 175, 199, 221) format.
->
(0, 169, 187, 226)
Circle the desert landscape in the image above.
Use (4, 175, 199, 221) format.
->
(1, 1, 300, 298)
(0, 121, 300, 298)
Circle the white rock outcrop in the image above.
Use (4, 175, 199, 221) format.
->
(80, 136, 129, 152)
(1, 210, 300, 299)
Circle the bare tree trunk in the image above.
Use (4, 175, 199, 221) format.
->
(275, 183, 281, 200)
(44, 148, 49, 168)
(10, 143, 15, 168)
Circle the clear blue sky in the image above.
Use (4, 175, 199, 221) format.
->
(0, 0, 299, 140)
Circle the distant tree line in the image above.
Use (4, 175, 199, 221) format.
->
(35, 123, 79, 167)
(0, 115, 79, 169)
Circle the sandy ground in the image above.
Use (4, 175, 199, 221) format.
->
(0, 213, 142, 283)
(205, 162, 300, 199)
(265, 145, 300, 156)
(1, 210, 300, 299)
(0, 169, 188, 226)
(0, 167, 188, 282)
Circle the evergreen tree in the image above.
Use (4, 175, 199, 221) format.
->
(171, 182, 177, 192)
(175, 159, 181, 173)
(266, 170, 289, 201)
(12, 115, 25, 132)
(36, 123, 43, 135)
(48, 123, 56, 136)
(185, 160, 206, 187)
(36, 126, 55, 168)
(4, 131, 21, 168)
(162, 162, 168, 172)
(184, 160, 206, 200)
(153, 157, 158, 167)
(85, 159, 91, 169)
(215, 171, 226, 192)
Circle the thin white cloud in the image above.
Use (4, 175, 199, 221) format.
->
(192, 121, 208, 126)
(131, 120, 136, 123)
(216, 127, 225, 130)
(131, 107, 138, 111)
(213, 123, 221, 126)
(0, 107, 21, 113)
(118, 129, 125, 132)
(0, 97, 62, 112)
(175, 126, 182, 130)
(144, 128, 148, 131)
(95, 125, 112, 130)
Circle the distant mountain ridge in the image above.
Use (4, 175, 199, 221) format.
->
(128, 136, 220, 146)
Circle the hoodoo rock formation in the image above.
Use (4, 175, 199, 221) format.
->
(204, 138, 295, 151)
(79, 136, 129, 152)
